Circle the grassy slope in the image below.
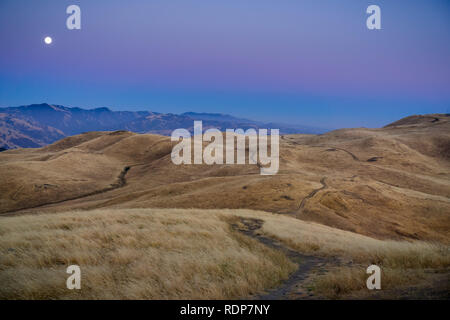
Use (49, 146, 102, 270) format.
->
(0, 208, 295, 299)
(0, 208, 448, 299)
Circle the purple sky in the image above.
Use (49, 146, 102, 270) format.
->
(0, 0, 449, 128)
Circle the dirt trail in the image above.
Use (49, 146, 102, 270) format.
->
(2, 164, 139, 215)
(324, 147, 360, 161)
(281, 136, 360, 161)
(297, 177, 327, 216)
(232, 217, 332, 300)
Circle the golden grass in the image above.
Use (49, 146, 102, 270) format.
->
(0, 208, 295, 300)
(312, 266, 428, 298)
(1, 208, 448, 299)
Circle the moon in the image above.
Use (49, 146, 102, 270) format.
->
(44, 36, 52, 45)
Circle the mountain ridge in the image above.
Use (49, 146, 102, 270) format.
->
(0, 103, 326, 149)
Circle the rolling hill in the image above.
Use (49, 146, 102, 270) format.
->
(0, 113, 448, 242)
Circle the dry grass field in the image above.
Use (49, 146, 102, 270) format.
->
(0, 113, 449, 299)
(0, 208, 448, 299)
(0, 208, 296, 299)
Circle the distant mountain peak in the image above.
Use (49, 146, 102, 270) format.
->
(182, 112, 251, 123)
(92, 107, 112, 112)
(183, 112, 229, 117)
(26, 103, 54, 109)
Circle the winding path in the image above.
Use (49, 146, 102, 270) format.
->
(2, 163, 139, 215)
(297, 177, 327, 216)
(281, 135, 360, 161)
(232, 217, 330, 300)
(324, 147, 360, 161)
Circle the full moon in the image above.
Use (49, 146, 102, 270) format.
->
(44, 36, 52, 45)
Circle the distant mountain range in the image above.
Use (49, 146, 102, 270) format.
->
(0, 103, 327, 149)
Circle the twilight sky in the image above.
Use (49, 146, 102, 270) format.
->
(0, 0, 449, 128)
